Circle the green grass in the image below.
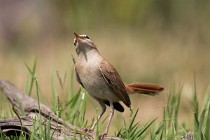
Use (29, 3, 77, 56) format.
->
(1, 62, 210, 140)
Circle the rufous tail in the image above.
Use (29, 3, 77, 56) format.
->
(125, 83, 164, 96)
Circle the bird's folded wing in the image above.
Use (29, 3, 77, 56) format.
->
(99, 61, 131, 107)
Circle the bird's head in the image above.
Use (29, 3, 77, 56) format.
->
(73, 32, 97, 55)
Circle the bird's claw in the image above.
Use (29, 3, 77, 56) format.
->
(80, 128, 94, 133)
(99, 132, 107, 140)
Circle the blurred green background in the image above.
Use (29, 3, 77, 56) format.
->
(1, 0, 210, 134)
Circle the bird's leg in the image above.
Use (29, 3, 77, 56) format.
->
(101, 102, 114, 138)
(91, 102, 106, 130)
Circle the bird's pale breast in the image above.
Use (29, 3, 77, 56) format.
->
(75, 55, 120, 102)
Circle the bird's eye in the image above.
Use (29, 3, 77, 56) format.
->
(74, 39, 77, 46)
(85, 35, 89, 39)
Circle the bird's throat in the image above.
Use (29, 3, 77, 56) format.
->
(78, 48, 101, 63)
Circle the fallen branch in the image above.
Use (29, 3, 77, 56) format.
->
(0, 80, 122, 140)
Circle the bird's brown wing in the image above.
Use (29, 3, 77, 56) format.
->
(99, 60, 131, 107)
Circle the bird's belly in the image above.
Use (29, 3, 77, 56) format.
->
(86, 81, 120, 102)
(78, 67, 120, 102)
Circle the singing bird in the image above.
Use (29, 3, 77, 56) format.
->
(72, 33, 164, 136)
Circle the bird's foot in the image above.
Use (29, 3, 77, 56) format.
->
(99, 132, 107, 140)
(80, 128, 94, 134)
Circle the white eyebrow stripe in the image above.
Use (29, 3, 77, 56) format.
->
(73, 34, 90, 46)
(79, 35, 89, 39)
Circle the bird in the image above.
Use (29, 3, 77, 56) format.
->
(72, 32, 164, 137)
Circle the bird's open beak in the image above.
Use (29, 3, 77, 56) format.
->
(74, 32, 82, 42)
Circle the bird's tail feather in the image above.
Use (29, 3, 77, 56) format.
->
(125, 83, 164, 96)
